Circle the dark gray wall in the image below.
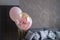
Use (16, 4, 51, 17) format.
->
(19, 0, 60, 29)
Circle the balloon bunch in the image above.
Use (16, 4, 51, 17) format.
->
(9, 7, 32, 39)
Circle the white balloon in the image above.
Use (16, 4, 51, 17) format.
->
(9, 7, 22, 22)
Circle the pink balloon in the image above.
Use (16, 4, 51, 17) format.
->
(16, 13, 32, 31)
(9, 7, 22, 22)
(9, 7, 32, 31)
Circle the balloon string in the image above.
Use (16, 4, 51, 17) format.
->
(21, 30, 25, 40)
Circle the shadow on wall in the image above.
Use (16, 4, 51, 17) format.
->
(19, 0, 60, 28)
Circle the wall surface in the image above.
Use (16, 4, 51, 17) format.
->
(19, 0, 60, 29)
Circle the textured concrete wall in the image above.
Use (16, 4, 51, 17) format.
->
(19, 0, 60, 28)
(55, 0, 60, 28)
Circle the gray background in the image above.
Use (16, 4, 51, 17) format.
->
(19, 0, 60, 29)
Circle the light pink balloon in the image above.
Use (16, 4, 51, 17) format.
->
(9, 7, 32, 31)
(9, 7, 22, 22)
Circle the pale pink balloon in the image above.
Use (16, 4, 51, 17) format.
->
(9, 7, 22, 22)
(9, 7, 32, 31)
